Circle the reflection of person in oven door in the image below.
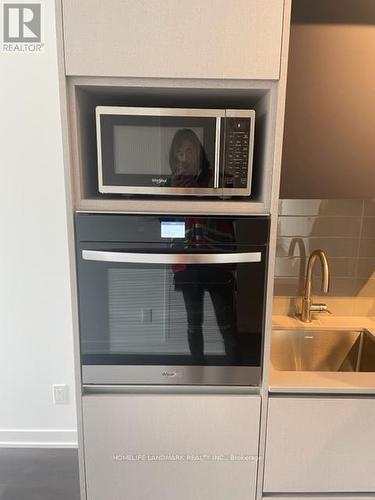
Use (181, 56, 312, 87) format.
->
(169, 129, 212, 188)
(173, 220, 238, 364)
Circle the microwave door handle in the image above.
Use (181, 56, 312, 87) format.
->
(214, 117, 221, 189)
(82, 250, 262, 264)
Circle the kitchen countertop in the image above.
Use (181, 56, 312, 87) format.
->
(270, 315, 375, 394)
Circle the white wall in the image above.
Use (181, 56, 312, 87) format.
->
(0, 1, 77, 447)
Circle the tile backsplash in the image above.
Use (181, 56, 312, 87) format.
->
(274, 200, 375, 303)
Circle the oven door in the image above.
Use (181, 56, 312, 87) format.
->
(96, 107, 224, 196)
(77, 244, 267, 386)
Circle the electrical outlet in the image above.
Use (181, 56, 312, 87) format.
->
(53, 384, 69, 405)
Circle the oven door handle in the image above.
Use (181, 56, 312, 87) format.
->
(82, 250, 262, 264)
(213, 116, 221, 189)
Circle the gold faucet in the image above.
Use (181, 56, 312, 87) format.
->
(301, 249, 330, 322)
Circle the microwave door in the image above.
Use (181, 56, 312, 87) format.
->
(96, 107, 225, 195)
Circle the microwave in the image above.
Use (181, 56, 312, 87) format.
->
(96, 106, 255, 197)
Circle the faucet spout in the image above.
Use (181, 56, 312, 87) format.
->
(301, 249, 330, 322)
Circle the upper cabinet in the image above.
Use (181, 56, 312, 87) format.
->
(280, 1, 375, 199)
(62, 0, 285, 80)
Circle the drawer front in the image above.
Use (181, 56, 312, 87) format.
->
(264, 397, 375, 493)
(83, 393, 261, 500)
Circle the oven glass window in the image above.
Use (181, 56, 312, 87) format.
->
(78, 260, 264, 367)
(108, 266, 235, 360)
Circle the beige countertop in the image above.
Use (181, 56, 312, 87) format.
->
(270, 315, 375, 394)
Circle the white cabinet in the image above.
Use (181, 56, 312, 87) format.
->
(264, 397, 375, 493)
(62, 0, 284, 79)
(83, 392, 261, 500)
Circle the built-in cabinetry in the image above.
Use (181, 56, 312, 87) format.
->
(264, 396, 375, 493)
(62, 0, 284, 80)
(60, 0, 289, 215)
(68, 80, 278, 214)
(55, 0, 292, 499)
(83, 392, 260, 500)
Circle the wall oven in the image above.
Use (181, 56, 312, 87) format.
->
(76, 213, 269, 386)
(96, 107, 255, 197)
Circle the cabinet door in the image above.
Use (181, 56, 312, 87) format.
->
(62, 0, 284, 79)
(280, 22, 375, 199)
(83, 393, 260, 500)
(264, 397, 375, 493)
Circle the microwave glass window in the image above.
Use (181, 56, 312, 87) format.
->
(99, 114, 218, 189)
(113, 125, 204, 176)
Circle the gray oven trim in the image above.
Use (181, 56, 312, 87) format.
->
(82, 365, 261, 386)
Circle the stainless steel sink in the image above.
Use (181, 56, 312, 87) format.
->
(271, 329, 375, 372)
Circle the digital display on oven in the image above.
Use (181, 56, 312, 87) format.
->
(161, 221, 185, 239)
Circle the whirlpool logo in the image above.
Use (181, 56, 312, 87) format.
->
(161, 371, 178, 378)
(2, 2, 44, 52)
(151, 177, 168, 186)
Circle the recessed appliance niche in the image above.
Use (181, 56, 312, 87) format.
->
(72, 84, 272, 205)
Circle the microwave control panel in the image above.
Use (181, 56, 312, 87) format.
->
(223, 117, 251, 189)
